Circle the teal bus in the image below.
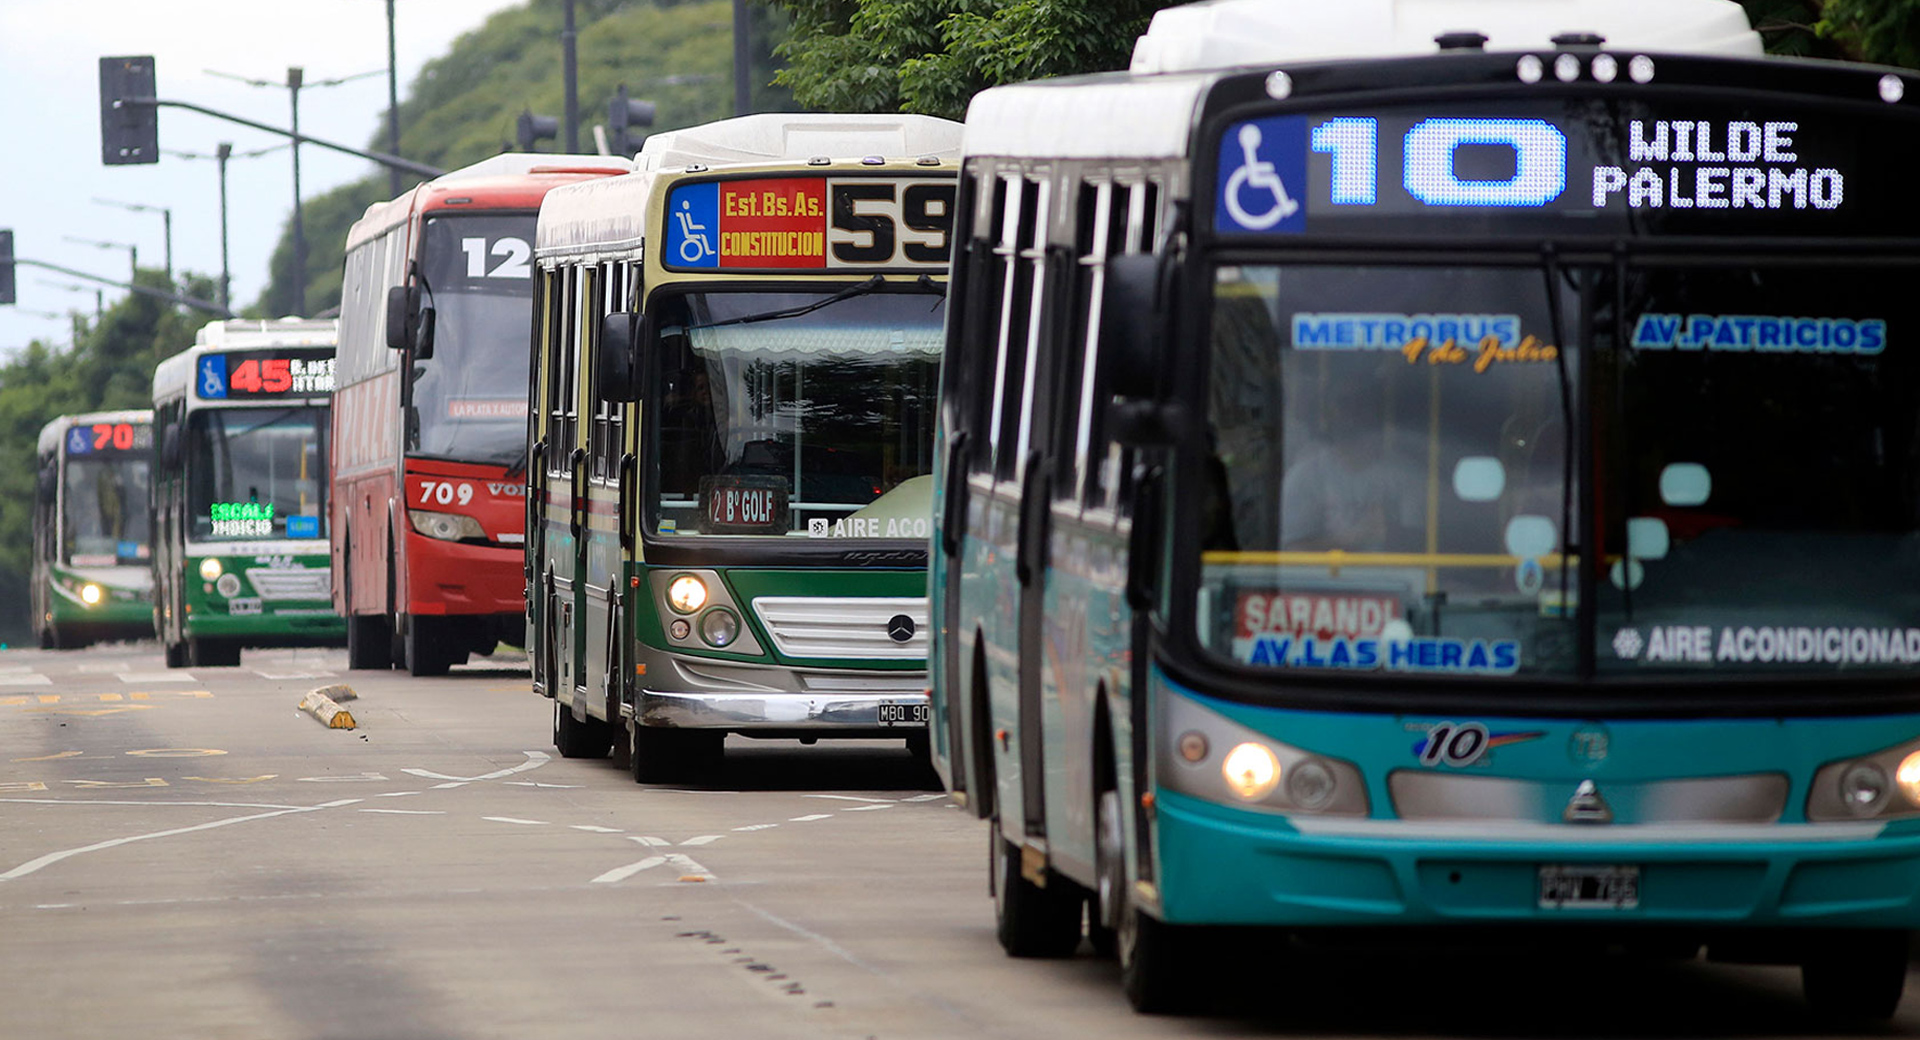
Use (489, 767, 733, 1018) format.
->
(151, 319, 344, 667)
(931, 0, 1920, 1018)
(31, 410, 154, 648)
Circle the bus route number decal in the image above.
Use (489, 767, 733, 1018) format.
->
(416, 480, 474, 507)
(667, 177, 955, 270)
(460, 237, 532, 279)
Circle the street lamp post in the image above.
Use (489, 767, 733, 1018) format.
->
(64, 235, 137, 283)
(91, 197, 172, 281)
(386, 0, 402, 197)
(164, 142, 284, 313)
(37, 280, 104, 319)
(204, 65, 381, 317)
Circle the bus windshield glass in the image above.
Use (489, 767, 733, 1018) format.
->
(409, 213, 536, 466)
(64, 456, 151, 566)
(646, 288, 943, 539)
(1200, 261, 1920, 682)
(188, 407, 329, 542)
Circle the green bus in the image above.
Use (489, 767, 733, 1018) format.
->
(31, 410, 154, 648)
(151, 319, 345, 667)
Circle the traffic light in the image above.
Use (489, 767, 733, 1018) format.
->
(517, 110, 558, 153)
(608, 86, 656, 156)
(99, 55, 159, 166)
(0, 230, 14, 306)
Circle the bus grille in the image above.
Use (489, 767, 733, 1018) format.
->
(749, 597, 929, 660)
(249, 568, 331, 601)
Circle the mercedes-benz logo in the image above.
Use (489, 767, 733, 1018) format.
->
(886, 614, 916, 643)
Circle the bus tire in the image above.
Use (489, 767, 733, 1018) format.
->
(1118, 900, 1195, 1014)
(188, 638, 241, 668)
(347, 613, 392, 670)
(163, 640, 188, 669)
(992, 816, 1083, 959)
(1802, 930, 1908, 1022)
(630, 722, 721, 784)
(553, 699, 612, 759)
(1090, 789, 1124, 959)
(404, 617, 464, 677)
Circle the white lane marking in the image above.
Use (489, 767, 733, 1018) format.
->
(117, 672, 196, 684)
(666, 853, 714, 880)
(431, 782, 470, 790)
(0, 799, 362, 882)
(630, 836, 671, 847)
(788, 814, 833, 822)
(732, 824, 778, 832)
(680, 835, 722, 846)
(902, 794, 947, 802)
(296, 773, 388, 782)
(0, 675, 52, 687)
(591, 856, 667, 884)
(482, 817, 548, 826)
(375, 791, 422, 798)
(0, 664, 36, 673)
(0, 798, 302, 810)
(502, 781, 580, 788)
(360, 809, 445, 815)
(254, 671, 336, 680)
(402, 751, 552, 783)
(845, 804, 893, 812)
(571, 825, 623, 834)
(75, 662, 129, 674)
(803, 794, 894, 803)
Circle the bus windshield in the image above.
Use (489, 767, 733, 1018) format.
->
(1199, 261, 1920, 682)
(64, 456, 151, 566)
(188, 407, 329, 542)
(646, 288, 943, 539)
(409, 214, 536, 466)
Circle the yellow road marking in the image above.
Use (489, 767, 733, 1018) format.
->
(67, 778, 168, 788)
(98, 693, 122, 702)
(11, 751, 82, 762)
(36, 694, 59, 704)
(183, 775, 278, 784)
(0, 781, 49, 792)
(128, 692, 149, 700)
(1, 696, 27, 706)
(25, 706, 155, 716)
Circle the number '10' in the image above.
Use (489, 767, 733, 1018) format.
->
(1310, 117, 1569, 208)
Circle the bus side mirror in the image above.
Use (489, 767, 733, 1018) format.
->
(1101, 253, 1161, 400)
(159, 427, 181, 469)
(385, 285, 413, 350)
(596, 311, 640, 402)
(36, 466, 56, 500)
(414, 305, 436, 361)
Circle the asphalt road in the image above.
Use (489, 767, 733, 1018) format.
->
(4, 642, 1920, 1039)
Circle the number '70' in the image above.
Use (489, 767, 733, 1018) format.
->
(1310, 117, 1569, 208)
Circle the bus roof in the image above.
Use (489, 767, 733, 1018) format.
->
(346, 153, 632, 253)
(154, 318, 339, 400)
(36, 409, 153, 456)
(535, 113, 964, 260)
(964, 0, 1764, 161)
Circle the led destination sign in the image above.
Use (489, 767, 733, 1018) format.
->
(666, 176, 957, 271)
(197, 349, 335, 400)
(1211, 99, 1911, 239)
(65, 421, 150, 456)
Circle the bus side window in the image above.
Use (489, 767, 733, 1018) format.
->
(1093, 178, 1162, 514)
(988, 173, 1044, 483)
(953, 168, 1005, 480)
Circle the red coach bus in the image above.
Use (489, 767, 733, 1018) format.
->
(332, 153, 630, 675)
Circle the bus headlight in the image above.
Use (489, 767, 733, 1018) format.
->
(1809, 736, 1920, 820)
(700, 608, 740, 648)
(215, 573, 242, 599)
(80, 583, 103, 606)
(666, 575, 708, 614)
(199, 558, 223, 581)
(410, 510, 487, 542)
(1161, 693, 1367, 816)
(1222, 742, 1280, 800)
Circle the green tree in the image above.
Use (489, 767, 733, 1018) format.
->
(771, 0, 1172, 119)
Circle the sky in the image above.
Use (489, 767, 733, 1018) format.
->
(0, 0, 525, 356)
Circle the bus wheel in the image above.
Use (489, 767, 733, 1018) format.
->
(553, 699, 612, 759)
(1802, 930, 1908, 1022)
(404, 617, 462, 677)
(1089, 790, 1124, 959)
(631, 722, 721, 784)
(38, 624, 57, 650)
(1118, 895, 1194, 1014)
(992, 814, 1083, 958)
(346, 612, 392, 670)
(163, 640, 188, 669)
(188, 638, 241, 668)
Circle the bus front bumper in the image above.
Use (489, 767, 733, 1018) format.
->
(1153, 789, 1920, 930)
(634, 687, 929, 734)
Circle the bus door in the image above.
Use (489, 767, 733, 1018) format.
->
(578, 262, 632, 724)
(541, 264, 590, 704)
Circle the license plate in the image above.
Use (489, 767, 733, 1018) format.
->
(1539, 864, 1640, 909)
(227, 597, 262, 617)
(876, 703, 928, 727)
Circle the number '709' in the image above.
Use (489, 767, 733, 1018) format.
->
(417, 481, 474, 507)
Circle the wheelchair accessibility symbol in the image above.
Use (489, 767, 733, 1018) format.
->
(1215, 117, 1307, 234)
(676, 201, 713, 264)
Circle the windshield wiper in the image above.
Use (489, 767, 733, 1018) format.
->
(688, 274, 891, 331)
(502, 446, 529, 480)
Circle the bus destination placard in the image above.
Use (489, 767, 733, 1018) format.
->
(665, 176, 956, 271)
(698, 475, 789, 535)
(196, 350, 336, 400)
(64, 421, 151, 456)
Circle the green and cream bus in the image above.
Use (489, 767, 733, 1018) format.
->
(152, 318, 344, 667)
(529, 113, 961, 780)
(31, 410, 154, 648)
